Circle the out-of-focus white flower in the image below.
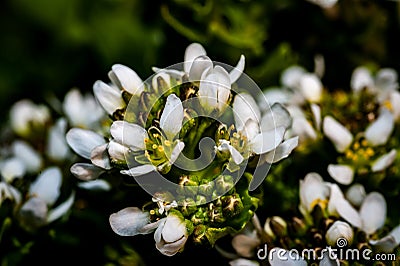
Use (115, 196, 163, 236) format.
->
(325, 220, 354, 246)
(269, 247, 307, 266)
(281, 65, 323, 103)
(154, 212, 189, 256)
(299, 172, 330, 216)
(351, 66, 398, 103)
(63, 88, 105, 129)
(364, 108, 394, 146)
(327, 164, 354, 185)
(10, 99, 50, 137)
(370, 224, 400, 253)
(0, 181, 21, 206)
(0, 157, 26, 183)
(18, 167, 75, 230)
(305, 0, 338, 9)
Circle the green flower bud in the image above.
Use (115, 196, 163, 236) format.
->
(221, 193, 244, 218)
(215, 175, 235, 195)
(199, 180, 214, 198)
(192, 225, 208, 245)
(207, 203, 225, 224)
(191, 207, 208, 225)
(178, 198, 197, 216)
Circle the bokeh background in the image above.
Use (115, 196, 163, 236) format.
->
(1, 0, 400, 265)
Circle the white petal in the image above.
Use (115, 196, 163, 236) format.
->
(261, 103, 292, 132)
(232, 234, 260, 258)
(0, 158, 26, 183)
(269, 247, 307, 266)
(63, 89, 83, 126)
(19, 197, 48, 228)
(47, 192, 75, 223)
(90, 144, 111, 170)
(160, 94, 184, 140)
(170, 141, 185, 164)
(152, 67, 185, 80)
(189, 55, 212, 81)
(0, 182, 22, 205)
(365, 109, 394, 146)
(233, 93, 261, 132)
(120, 164, 156, 177)
(323, 116, 353, 152)
(376, 68, 398, 92)
(263, 136, 298, 164)
(47, 118, 70, 161)
(229, 259, 259, 266)
(229, 54, 245, 84)
(388, 91, 400, 121)
(93, 80, 124, 115)
(281, 65, 306, 89)
(328, 184, 362, 228)
(70, 163, 104, 181)
(110, 121, 147, 151)
(152, 72, 171, 92)
(290, 116, 318, 142)
(360, 192, 386, 235)
(109, 64, 144, 95)
(327, 164, 354, 185)
(29, 167, 62, 206)
(372, 149, 397, 172)
(219, 141, 244, 165)
(251, 127, 285, 154)
(257, 88, 292, 112)
(12, 141, 42, 173)
(184, 43, 207, 73)
(109, 207, 152, 236)
(298, 73, 322, 102)
(350, 67, 373, 93)
(66, 128, 106, 159)
(161, 214, 187, 243)
(108, 140, 131, 163)
(310, 103, 321, 130)
(299, 173, 329, 213)
(345, 183, 366, 207)
(78, 179, 111, 191)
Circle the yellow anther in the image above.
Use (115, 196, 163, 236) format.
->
(153, 133, 160, 138)
(158, 146, 164, 152)
(383, 100, 393, 111)
(152, 144, 158, 149)
(365, 148, 374, 157)
(345, 150, 354, 159)
(150, 210, 155, 215)
(164, 140, 171, 146)
(310, 198, 328, 211)
(353, 142, 360, 150)
(232, 132, 238, 138)
(361, 139, 368, 147)
(144, 138, 149, 143)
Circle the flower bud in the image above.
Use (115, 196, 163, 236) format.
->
(325, 220, 354, 247)
(264, 216, 287, 238)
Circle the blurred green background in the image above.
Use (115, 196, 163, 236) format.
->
(1, 0, 400, 265)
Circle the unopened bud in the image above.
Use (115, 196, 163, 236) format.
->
(325, 220, 353, 247)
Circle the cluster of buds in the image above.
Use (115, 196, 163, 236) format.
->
(66, 43, 298, 256)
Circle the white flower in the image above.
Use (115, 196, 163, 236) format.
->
(198, 65, 231, 115)
(118, 94, 185, 177)
(154, 212, 188, 256)
(0, 181, 21, 206)
(66, 128, 110, 180)
(370, 224, 400, 253)
(325, 221, 354, 247)
(10, 99, 50, 137)
(108, 64, 144, 96)
(184, 42, 245, 84)
(63, 88, 105, 129)
(109, 207, 160, 236)
(0, 157, 26, 183)
(18, 167, 75, 230)
(299, 173, 330, 215)
(351, 66, 398, 103)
